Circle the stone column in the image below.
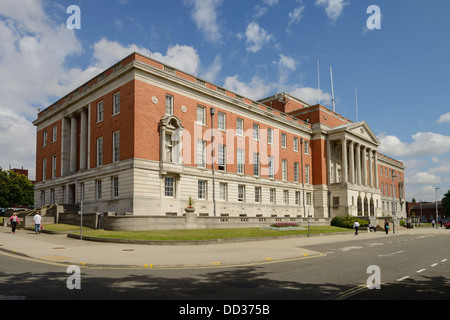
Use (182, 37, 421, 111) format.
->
(326, 139, 332, 184)
(355, 143, 361, 185)
(348, 140, 355, 184)
(341, 138, 348, 183)
(79, 108, 88, 171)
(374, 150, 379, 190)
(69, 113, 77, 174)
(368, 147, 373, 188)
(362, 145, 367, 186)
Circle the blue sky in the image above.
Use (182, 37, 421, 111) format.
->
(1, 0, 450, 202)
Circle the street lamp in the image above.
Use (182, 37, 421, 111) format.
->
(419, 199, 423, 227)
(435, 187, 440, 229)
(300, 138, 306, 219)
(392, 170, 397, 234)
(210, 107, 216, 217)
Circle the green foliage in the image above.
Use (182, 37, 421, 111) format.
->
(442, 190, 450, 218)
(331, 215, 368, 229)
(0, 168, 34, 208)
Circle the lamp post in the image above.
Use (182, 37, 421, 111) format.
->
(300, 138, 306, 219)
(419, 199, 423, 227)
(210, 107, 216, 217)
(436, 187, 440, 229)
(392, 170, 397, 234)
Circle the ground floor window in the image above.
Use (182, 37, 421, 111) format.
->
(165, 177, 175, 197)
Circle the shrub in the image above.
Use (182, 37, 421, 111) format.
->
(331, 215, 368, 229)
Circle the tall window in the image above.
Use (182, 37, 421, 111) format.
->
(97, 101, 104, 122)
(283, 190, 289, 204)
(52, 155, 57, 179)
(166, 95, 174, 115)
(237, 149, 245, 174)
(305, 165, 310, 184)
(113, 92, 120, 115)
(219, 183, 227, 201)
(281, 133, 287, 148)
(111, 177, 119, 198)
(197, 106, 206, 125)
(43, 131, 48, 147)
(42, 158, 47, 181)
(304, 140, 309, 154)
(198, 180, 207, 199)
(165, 177, 174, 197)
(270, 188, 276, 204)
(294, 162, 299, 183)
(268, 156, 275, 179)
(253, 124, 260, 141)
(113, 131, 120, 163)
(293, 137, 299, 152)
(218, 112, 226, 131)
(236, 118, 244, 136)
(97, 137, 103, 167)
(295, 191, 300, 205)
(253, 153, 260, 177)
(52, 125, 57, 143)
(255, 187, 261, 203)
(238, 185, 245, 202)
(218, 144, 226, 171)
(96, 179, 102, 199)
(197, 139, 207, 168)
(268, 128, 274, 145)
(282, 159, 287, 181)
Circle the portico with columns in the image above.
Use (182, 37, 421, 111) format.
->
(326, 122, 382, 218)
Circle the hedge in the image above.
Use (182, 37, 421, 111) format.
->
(331, 215, 369, 229)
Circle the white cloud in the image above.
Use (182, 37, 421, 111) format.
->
(151, 44, 201, 76)
(223, 75, 273, 101)
(185, 0, 223, 45)
(242, 22, 274, 53)
(287, 2, 306, 30)
(406, 172, 442, 186)
(437, 112, 450, 124)
(201, 54, 223, 83)
(263, 0, 279, 6)
(290, 87, 332, 106)
(378, 132, 450, 158)
(315, 0, 349, 23)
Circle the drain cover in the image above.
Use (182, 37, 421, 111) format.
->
(122, 249, 135, 252)
(53, 247, 66, 250)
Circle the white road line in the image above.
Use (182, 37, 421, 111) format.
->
(431, 263, 438, 267)
(441, 259, 448, 262)
(417, 269, 426, 273)
(397, 276, 409, 282)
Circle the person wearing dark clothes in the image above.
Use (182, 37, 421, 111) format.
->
(384, 220, 390, 234)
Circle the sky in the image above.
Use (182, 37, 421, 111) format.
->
(0, 0, 450, 202)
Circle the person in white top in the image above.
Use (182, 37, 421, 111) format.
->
(33, 212, 43, 234)
(353, 221, 360, 236)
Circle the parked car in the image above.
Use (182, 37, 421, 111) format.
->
(445, 222, 450, 229)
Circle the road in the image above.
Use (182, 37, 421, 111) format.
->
(1, 231, 449, 303)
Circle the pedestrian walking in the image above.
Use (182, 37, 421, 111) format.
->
(353, 221, 360, 236)
(33, 212, 43, 234)
(9, 213, 20, 234)
(432, 219, 435, 228)
(384, 220, 390, 234)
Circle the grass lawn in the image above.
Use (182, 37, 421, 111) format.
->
(67, 226, 350, 241)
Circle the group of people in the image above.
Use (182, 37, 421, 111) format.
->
(8, 212, 43, 234)
(353, 220, 391, 235)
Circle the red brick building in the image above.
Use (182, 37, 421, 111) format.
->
(33, 52, 406, 218)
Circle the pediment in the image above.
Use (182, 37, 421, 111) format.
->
(329, 121, 380, 146)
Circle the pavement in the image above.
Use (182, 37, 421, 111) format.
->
(0, 225, 447, 269)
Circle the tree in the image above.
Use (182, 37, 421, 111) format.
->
(442, 190, 450, 219)
(0, 168, 34, 208)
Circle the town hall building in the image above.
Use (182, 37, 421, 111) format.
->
(33, 52, 406, 220)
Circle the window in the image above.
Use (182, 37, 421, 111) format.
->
(165, 177, 174, 197)
(52, 125, 57, 143)
(110, 177, 119, 198)
(268, 156, 275, 179)
(96, 179, 102, 200)
(41, 190, 45, 206)
(52, 155, 57, 179)
(198, 180, 207, 199)
(42, 158, 47, 181)
(283, 190, 289, 205)
(306, 193, 312, 206)
(304, 140, 309, 154)
(305, 165, 310, 184)
(255, 187, 261, 203)
(282, 159, 287, 181)
(253, 153, 260, 177)
(218, 144, 226, 171)
(197, 139, 207, 168)
(43, 131, 48, 147)
(236, 118, 244, 136)
(113, 92, 120, 115)
(166, 95, 174, 115)
(237, 149, 245, 174)
(293, 137, 299, 152)
(270, 188, 276, 204)
(80, 182, 85, 202)
(112, 131, 120, 163)
(97, 137, 103, 167)
(238, 185, 245, 202)
(218, 112, 226, 131)
(268, 128, 274, 145)
(294, 162, 299, 183)
(253, 124, 260, 141)
(50, 189, 55, 204)
(97, 101, 104, 122)
(197, 106, 206, 125)
(295, 191, 300, 205)
(281, 133, 287, 148)
(219, 183, 227, 201)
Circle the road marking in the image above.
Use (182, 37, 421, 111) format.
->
(417, 269, 426, 273)
(378, 251, 405, 257)
(397, 276, 410, 282)
(340, 246, 363, 252)
(441, 259, 448, 262)
(431, 263, 438, 267)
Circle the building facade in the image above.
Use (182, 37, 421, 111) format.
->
(33, 52, 406, 219)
